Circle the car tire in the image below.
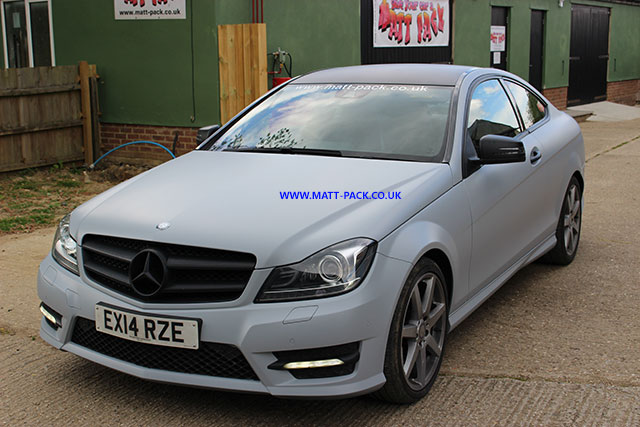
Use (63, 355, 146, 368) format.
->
(540, 176, 582, 265)
(373, 258, 449, 404)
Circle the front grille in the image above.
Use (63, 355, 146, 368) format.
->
(71, 317, 258, 380)
(82, 234, 256, 303)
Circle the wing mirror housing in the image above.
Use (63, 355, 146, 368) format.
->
(477, 135, 526, 164)
(196, 124, 221, 146)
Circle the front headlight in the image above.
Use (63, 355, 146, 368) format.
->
(255, 238, 377, 303)
(52, 214, 79, 275)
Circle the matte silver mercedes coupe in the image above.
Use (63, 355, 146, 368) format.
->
(39, 64, 584, 403)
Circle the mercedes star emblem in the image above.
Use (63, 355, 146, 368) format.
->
(129, 249, 167, 297)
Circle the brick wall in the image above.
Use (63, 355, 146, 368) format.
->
(542, 87, 568, 110)
(100, 123, 200, 165)
(607, 79, 640, 106)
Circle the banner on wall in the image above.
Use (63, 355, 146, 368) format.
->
(373, 0, 449, 48)
(114, 0, 186, 20)
(490, 26, 506, 52)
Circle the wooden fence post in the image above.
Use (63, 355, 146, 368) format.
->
(218, 23, 267, 124)
(79, 61, 94, 165)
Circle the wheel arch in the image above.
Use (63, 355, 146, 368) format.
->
(572, 170, 584, 193)
(377, 184, 472, 319)
(419, 249, 453, 313)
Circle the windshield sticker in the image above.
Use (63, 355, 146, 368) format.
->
(292, 84, 430, 92)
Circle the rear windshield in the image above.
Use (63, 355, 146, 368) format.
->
(209, 83, 453, 162)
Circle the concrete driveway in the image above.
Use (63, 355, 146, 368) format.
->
(1, 118, 639, 425)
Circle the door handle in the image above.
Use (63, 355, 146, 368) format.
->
(530, 146, 542, 164)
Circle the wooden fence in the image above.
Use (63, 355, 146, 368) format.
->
(0, 62, 99, 173)
(218, 23, 268, 124)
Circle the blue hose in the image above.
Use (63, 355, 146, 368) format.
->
(90, 141, 176, 169)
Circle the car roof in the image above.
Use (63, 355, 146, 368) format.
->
(294, 64, 477, 87)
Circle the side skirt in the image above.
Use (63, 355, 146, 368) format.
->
(448, 233, 556, 331)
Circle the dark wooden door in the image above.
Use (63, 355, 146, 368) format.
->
(491, 7, 508, 70)
(568, 5, 610, 106)
(361, 0, 452, 64)
(529, 10, 544, 91)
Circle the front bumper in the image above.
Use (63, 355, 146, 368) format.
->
(37, 252, 411, 398)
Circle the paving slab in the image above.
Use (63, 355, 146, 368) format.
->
(1, 335, 639, 426)
(568, 101, 640, 122)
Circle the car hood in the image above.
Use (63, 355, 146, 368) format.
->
(72, 151, 453, 268)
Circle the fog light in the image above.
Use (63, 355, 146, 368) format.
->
(40, 303, 62, 329)
(268, 342, 360, 379)
(282, 359, 345, 370)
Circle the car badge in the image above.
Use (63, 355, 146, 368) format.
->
(156, 222, 171, 230)
(129, 249, 167, 296)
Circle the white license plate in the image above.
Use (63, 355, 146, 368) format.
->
(94, 304, 199, 350)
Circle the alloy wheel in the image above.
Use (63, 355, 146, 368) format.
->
(563, 183, 581, 256)
(400, 273, 447, 391)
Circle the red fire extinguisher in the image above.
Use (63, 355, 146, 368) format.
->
(268, 48, 292, 87)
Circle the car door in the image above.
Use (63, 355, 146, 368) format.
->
(502, 80, 558, 240)
(463, 79, 548, 296)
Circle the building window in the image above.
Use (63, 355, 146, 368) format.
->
(1, 0, 54, 68)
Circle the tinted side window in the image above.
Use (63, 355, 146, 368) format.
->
(505, 81, 546, 129)
(467, 80, 521, 147)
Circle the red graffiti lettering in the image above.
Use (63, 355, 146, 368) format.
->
(491, 33, 506, 43)
(404, 14, 412, 44)
(388, 10, 396, 40)
(424, 12, 432, 41)
(123, 0, 168, 7)
(405, 1, 418, 11)
(430, 6, 438, 36)
(379, 0, 391, 30)
(396, 12, 404, 43)
(438, 4, 444, 32)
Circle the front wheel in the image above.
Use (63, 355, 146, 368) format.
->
(541, 176, 582, 265)
(374, 258, 448, 404)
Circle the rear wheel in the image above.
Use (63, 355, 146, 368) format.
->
(374, 258, 448, 404)
(541, 176, 582, 265)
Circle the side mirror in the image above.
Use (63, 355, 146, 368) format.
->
(477, 135, 526, 164)
(196, 124, 221, 146)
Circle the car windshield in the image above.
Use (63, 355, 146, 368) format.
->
(209, 83, 453, 162)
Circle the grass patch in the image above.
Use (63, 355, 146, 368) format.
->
(55, 179, 82, 188)
(1, 167, 112, 234)
(12, 180, 39, 191)
(0, 163, 150, 235)
(0, 213, 53, 232)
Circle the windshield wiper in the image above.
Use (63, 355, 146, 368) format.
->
(227, 147, 343, 157)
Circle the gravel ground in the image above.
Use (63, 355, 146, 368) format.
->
(1, 118, 639, 426)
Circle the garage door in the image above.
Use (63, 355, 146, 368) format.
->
(568, 5, 610, 106)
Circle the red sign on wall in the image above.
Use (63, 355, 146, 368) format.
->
(114, 0, 186, 20)
(373, 0, 449, 47)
